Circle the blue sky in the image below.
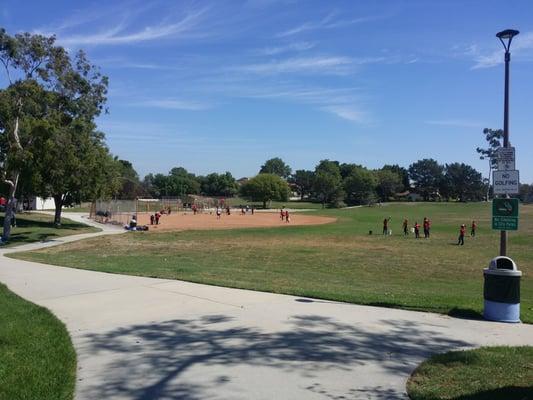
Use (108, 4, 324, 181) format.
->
(1, 0, 532, 182)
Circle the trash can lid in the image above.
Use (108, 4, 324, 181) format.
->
(488, 256, 518, 271)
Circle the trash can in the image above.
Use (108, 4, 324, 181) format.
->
(483, 256, 521, 323)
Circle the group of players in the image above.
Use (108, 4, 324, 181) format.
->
(382, 216, 477, 245)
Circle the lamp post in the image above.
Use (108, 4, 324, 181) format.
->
(496, 29, 519, 256)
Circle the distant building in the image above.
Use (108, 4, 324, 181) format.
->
(24, 196, 56, 211)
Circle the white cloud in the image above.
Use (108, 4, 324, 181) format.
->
(425, 119, 483, 128)
(321, 105, 367, 123)
(277, 12, 387, 37)
(52, 7, 208, 47)
(130, 99, 210, 111)
(259, 41, 315, 56)
(233, 56, 354, 75)
(470, 32, 533, 69)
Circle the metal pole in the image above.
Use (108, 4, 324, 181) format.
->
(499, 50, 510, 256)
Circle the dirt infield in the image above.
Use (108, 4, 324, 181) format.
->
(136, 211, 336, 231)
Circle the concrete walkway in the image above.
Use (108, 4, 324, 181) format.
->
(1, 215, 532, 400)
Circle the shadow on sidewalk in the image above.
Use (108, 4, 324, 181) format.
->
(80, 314, 471, 399)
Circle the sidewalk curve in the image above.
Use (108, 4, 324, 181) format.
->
(1, 214, 532, 400)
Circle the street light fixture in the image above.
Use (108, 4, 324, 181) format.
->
(496, 28, 519, 256)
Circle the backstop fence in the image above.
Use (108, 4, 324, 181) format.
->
(90, 195, 227, 225)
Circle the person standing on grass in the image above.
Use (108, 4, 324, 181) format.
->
(403, 218, 409, 236)
(423, 217, 430, 238)
(471, 220, 477, 237)
(414, 221, 420, 239)
(457, 224, 466, 246)
(383, 218, 388, 235)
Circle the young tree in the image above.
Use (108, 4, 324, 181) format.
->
(408, 159, 444, 201)
(240, 173, 290, 208)
(259, 157, 292, 179)
(476, 128, 503, 201)
(289, 169, 314, 200)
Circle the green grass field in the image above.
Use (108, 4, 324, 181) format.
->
(8, 202, 533, 322)
(0, 283, 76, 400)
(0, 212, 100, 247)
(407, 346, 533, 399)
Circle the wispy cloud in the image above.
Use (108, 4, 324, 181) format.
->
(129, 99, 210, 111)
(321, 105, 367, 123)
(259, 41, 315, 55)
(41, 6, 209, 47)
(425, 119, 483, 128)
(277, 12, 386, 37)
(468, 32, 533, 69)
(233, 56, 354, 75)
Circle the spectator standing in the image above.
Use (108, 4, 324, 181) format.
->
(471, 220, 477, 237)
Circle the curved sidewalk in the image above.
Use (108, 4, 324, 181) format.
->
(1, 215, 532, 400)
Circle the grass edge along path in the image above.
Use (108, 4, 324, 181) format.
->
(406, 346, 533, 400)
(0, 282, 76, 400)
(0, 212, 100, 248)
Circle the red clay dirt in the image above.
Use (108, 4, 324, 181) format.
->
(136, 211, 336, 232)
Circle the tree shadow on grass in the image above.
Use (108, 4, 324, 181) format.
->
(451, 386, 533, 400)
(80, 314, 471, 400)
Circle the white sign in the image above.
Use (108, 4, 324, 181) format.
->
(496, 147, 515, 171)
(493, 170, 520, 195)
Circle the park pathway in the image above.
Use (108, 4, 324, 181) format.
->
(1, 213, 533, 399)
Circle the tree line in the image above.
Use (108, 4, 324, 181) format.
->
(113, 156, 492, 209)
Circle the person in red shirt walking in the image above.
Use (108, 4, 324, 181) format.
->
(155, 212, 161, 225)
(285, 210, 290, 223)
(457, 224, 466, 245)
(471, 220, 477, 237)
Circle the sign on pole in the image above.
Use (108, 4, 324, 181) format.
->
(493, 170, 519, 195)
(496, 147, 516, 171)
(492, 198, 519, 230)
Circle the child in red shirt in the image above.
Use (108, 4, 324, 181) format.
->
(458, 224, 466, 245)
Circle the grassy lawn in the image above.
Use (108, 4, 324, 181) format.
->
(0, 212, 99, 247)
(0, 283, 76, 400)
(407, 346, 533, 399)
(8, 202, 533, 322)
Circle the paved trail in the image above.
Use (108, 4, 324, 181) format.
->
(1, 213, 532, 400)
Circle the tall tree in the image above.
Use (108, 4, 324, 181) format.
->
(240, 173, 289, 208)
(312, 160, 343, 208)
(375, 168, 403, 202)
(408, 159, 444, 201)
(289, 169, 314, 200)
(115, 159, 143, 200)
(199, 172, 238, 197)
(259, 157, 292, 179)
(0, 30, 71, 239)
(382, 164, 409, 191)
(442, 163, 485, 202)
(476, 128, 503, 201)
(343, 166, 377, 205)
